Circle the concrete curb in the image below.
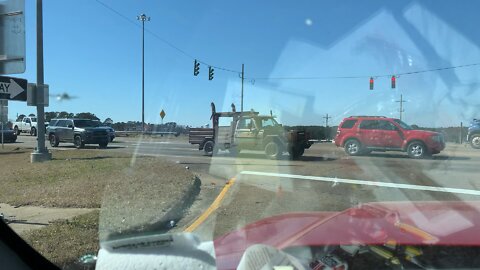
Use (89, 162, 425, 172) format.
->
(105, 176, 202, 239)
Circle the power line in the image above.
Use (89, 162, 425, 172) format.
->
(94, 0, 240, 74)
(246, 62, 480, 81)
(94, 0, 480, 82)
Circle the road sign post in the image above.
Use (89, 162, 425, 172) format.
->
(30, 0, 51, 162)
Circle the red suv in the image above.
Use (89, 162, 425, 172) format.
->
(334, 116, 445, 159)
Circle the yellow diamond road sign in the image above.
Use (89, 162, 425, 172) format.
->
(160, 110, 166, 119)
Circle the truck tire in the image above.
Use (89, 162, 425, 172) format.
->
(203, 140, 215, 156)
(14, 126, 19, 135)
(470, 134, 480, 149)
(289, 146, 304, 160)
(265, 141, 282, 159)
(344, 139, 362, 156)
(30, 127, 37, 136)
(74, 135, 84, 149)
(99, 142, 108, 149)
(407, 141, 426, 159)
(49, 134, 59, 147)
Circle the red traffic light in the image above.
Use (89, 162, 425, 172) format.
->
(391, 76, 396, 89)
(369, 77, 374, 90)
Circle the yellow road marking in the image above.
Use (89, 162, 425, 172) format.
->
(184, 178, 236, 232)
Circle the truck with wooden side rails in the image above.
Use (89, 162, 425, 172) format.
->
(189, 103, 312, 159)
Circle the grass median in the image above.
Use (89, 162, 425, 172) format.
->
(0, 145, 198, 267)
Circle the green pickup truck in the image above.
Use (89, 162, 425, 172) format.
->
(189, 103, 312, 159)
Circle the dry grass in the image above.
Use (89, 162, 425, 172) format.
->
(1, 145, 198, 268)
(0, 146, 195, 209)
(23, 210, 100, 269)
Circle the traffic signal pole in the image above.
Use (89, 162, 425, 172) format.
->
(241, 64, 244, 112)
(31, 0, 51, 162)
(396, 94, 406, 120)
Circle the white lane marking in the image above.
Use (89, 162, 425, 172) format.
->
(126, 141, 173, 145)
(240, 171, 480, 196)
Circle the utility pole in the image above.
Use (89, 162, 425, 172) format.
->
(137, 13, 150, 132)
(460, 122, 463, 144)
(241, 64, 244, 112)
(31, 0, 51, 162)
(323, 113, 332, 140)
(396, 94, 406, 120)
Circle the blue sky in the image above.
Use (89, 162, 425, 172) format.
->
(6, 0, 480, 127)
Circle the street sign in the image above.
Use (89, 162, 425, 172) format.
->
(160, 109, 166, 120)
(27, 83, 49, 107)
(0, 0, 26, 75)
(0, 75, 27, 101)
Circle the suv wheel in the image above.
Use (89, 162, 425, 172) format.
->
(49, 134, 59, 147)
(407, 141, 426, 159)
(344, 139, 361, 156)
(265, 141, 282, 159)
(471, 134, 480, 149)
(99, 142, 108, 149)
(74, 135, 84, 149)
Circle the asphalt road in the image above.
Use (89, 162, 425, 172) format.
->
(14, 134, 480, 239)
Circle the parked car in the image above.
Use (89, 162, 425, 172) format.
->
(0, 125, 17, 143)
(12, 116, 38, 136)
(334, 116, 445, 159)
(47, 119, 110, 149)
(467, 119, 480, 149)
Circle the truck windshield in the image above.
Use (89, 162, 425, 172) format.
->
(393, 119, 413, 130)
(260, 118, 278, 128)
(74, 120, 100, 128)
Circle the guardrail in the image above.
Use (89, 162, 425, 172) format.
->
(115, 131, 180, 137)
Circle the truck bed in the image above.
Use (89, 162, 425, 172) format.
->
(188, 126, 234, 146)
(189, 128, 214, 144)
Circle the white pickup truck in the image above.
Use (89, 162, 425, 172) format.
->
(13, 116, 38, 136)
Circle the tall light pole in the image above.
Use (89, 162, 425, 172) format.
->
(137, 13, 150, 132)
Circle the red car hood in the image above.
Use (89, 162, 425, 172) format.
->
(214, 201, 480, 269)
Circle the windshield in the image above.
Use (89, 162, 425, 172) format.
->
(259, 118, 279, 128)
(73, 120, 100, 128)
(393, 119, 413, 130)
(3, 1, 480, 269)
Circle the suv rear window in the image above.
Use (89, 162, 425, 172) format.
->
(340, 120, 357, 129)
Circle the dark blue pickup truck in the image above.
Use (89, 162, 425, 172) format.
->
(467, 119, 480, 149)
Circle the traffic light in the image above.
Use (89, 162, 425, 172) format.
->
(194, 60, 200, 76)
(391, 75, 396, 89)
(208, 66, 214, 80)
(369, 77, 374, 90)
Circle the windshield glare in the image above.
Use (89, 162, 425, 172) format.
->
(3, 1, 480, 269)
